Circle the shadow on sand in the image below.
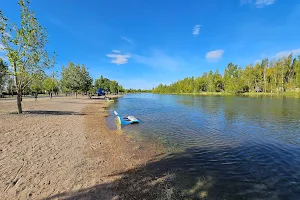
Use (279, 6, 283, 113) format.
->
(10, 110, 85, 116)
(44, 144, 300, 200)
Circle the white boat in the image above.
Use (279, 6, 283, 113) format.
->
(106, 97, 114, 102)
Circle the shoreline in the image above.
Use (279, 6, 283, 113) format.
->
(152, 92, 300, 98)
(0, 97, 165, 199)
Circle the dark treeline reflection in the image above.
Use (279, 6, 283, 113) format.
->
(46, 144, 300, 200)
(177, 95, 299, 126)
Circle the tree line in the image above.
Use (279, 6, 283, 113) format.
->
(0, 58, 125, 96)
(0, 0, 132, 113)
(125, 88, 152, 93)
(153, 54, 300, 94)
(60, 62, 127, 96)
(94, 75, 125, 94)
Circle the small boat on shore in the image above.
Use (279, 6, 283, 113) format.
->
(106, 97, 114, 102)
(114, 111, 140, 125)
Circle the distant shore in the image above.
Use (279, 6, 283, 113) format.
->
(153, 92, 300, 98)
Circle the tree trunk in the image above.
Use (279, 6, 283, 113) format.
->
(264, 68, 266, 92)
(17, 91, 22, 113)
(271, 83, 272, 93)
(282, 66, 284, 92)
(76, 92, 77, 98)
(50, 92, 52, 99)
(13, 61, 22, 114)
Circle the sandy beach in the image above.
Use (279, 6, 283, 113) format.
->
(0, 96, 164, 200)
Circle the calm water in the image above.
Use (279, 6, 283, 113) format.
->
(107, 94, 300, 199)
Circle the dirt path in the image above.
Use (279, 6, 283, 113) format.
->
(0, 97, 163, 200)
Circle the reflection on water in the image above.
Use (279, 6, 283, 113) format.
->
(107, 94, 300, 199)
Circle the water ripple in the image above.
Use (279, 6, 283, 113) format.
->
(108, 94, 300, 199)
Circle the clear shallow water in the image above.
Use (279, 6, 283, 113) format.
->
(107, 94, 300, 199)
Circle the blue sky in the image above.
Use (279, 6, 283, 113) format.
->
(1, 0, 300, 89)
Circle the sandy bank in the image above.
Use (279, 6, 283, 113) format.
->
(0, 97, 164, 199)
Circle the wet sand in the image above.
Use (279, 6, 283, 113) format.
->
(0, 97, 163, 199)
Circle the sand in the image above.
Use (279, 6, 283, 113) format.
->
(0, 96, 163, 200)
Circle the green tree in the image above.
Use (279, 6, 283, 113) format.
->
(43, 76, 59, 97)
(280, 53, 293, 91)
(273, 59, 283, 92)
(118, 85, 125, 93)
(0, 0, 55, 113)
(94, 75, 123, 94)
(61, 62, 81, 97)
(152, 54, 300, 95)
(61, 62, 92, 97)
(224, 63, 242, 93)
(241, 65, 255, 92)
(295, 56, 300, 88)
(0, 58, 8, 96)
(214, 70, 224, 92)
(261, 58, 268, 92)
(80, 65, 92, 94)
(207, 71, 215, 92)
(95, 75, 110, 91)
(30, 75, 44, 100)
(109, 80, 118, 94)
(194, 75, 207, 92)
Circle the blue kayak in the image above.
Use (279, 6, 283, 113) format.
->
(114, 111, 140, 125)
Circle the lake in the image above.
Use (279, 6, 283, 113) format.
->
(107, 94, 300, 199)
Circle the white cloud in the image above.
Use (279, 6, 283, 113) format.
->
(275, 48, 300, 58)
(192, 25, 201, 36)
(241, 0, 275, 8)
(106, 50, 130, 65)
(112, 50, 121, 53)
(206, 50, 224, 61)
(255, 0, 275, 8)
(121, 36, 135, 46)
